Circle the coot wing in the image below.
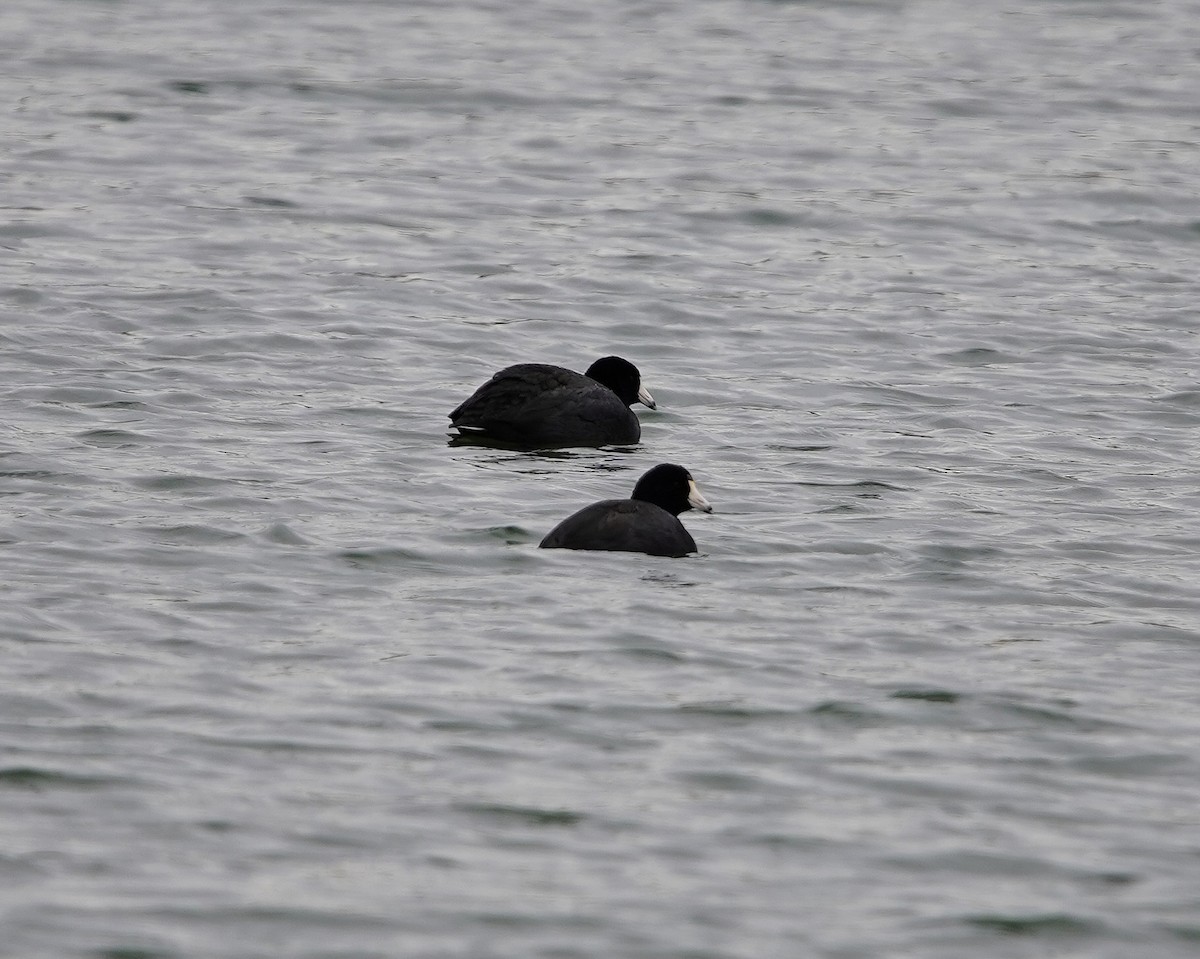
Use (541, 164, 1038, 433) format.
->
(449, 364, 583, 425)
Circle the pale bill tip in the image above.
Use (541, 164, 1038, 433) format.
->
(688, 480, 713, 513)
(638, 385, 657, 410)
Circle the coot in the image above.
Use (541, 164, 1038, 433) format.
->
(449, 356, 655, 448)
(539, 463, 711, 557)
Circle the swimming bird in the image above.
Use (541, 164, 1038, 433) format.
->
(449, 356, 655, 448)
(539, 463, 711, 557)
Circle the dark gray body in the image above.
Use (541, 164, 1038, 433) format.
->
(539, 498, 697, 557)
(449, 364, 640, 448)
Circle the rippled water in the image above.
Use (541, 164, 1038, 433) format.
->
(4, 0, 1200, 956)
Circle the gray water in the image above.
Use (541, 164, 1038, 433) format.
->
(4, 0, 1200, 956)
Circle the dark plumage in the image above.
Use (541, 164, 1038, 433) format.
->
(449, 356, 655, 448)
(539, 463, 712, 557)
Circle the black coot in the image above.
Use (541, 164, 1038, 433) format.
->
(449, 356, 655, 448)
(539, 463, 712, 557)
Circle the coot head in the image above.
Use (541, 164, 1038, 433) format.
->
(585, 356, 656, 410)
(631, 463, 712, 516)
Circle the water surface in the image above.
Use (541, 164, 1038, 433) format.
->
(4, 0, 1200, 956)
